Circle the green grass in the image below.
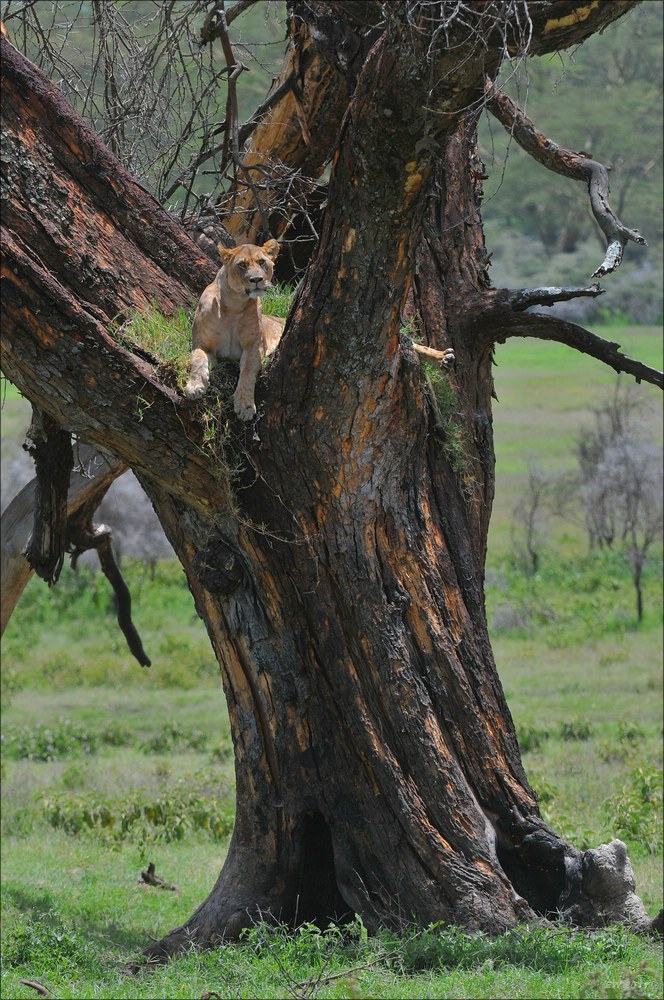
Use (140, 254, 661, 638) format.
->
(113, 303, 195, 389)
(489, 326, 663, 552)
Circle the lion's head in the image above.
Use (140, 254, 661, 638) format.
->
(219, 240, 280, 300)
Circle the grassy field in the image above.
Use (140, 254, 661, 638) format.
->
(488, 325, 663, 552)
(1, 327, 662, 998)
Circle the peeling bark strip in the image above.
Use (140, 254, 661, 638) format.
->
(485, 79, 647, 276)
(1, 447, 125, 633)
(215, 2, 381, 248)
(23, 407, 73, 585)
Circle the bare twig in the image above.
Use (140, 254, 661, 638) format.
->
(214, 0, 271, 240)
(485, 78, 647, 276)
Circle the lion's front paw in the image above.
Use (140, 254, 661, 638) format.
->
(233, 392, 257, 421)
(184, 380, 207, 400)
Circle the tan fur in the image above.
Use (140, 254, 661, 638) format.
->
(184, 239, 286, 421)
(184, 238, 456, 420)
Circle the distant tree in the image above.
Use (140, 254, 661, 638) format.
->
(511, 457, 552, 575)
(575, 381, 651, 543)
(575, 382, 663, 621)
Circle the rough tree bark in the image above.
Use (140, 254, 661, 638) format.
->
(1, 1, 661, 963)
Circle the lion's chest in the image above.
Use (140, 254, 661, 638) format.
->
(213, 307, 262, 362)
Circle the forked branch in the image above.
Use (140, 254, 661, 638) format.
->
(485, 79, 647, 276)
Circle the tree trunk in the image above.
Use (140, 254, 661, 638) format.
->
(1, 3, 657, 963)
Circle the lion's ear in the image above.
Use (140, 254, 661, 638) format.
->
(219, 244, 236, 265)
(261, 239, 280, 262)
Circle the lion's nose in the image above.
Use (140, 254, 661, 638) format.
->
(248, 275, 262, 286)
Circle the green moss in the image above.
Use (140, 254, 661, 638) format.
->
(422, 360, 474, 495)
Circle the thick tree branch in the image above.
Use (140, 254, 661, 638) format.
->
(524, 1, 640, 55)
(485, 79, 647, 276)
(1, 228, 226, 513)
(492, 309, 663, 389)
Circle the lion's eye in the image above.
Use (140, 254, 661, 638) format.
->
(237, 261, 248, 271)
(258, 259, 268, 268)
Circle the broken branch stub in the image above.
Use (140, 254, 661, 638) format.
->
(23, 407, 73, 586)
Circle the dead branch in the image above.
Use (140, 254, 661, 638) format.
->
(485, 78, 647, 276)
(213, 1, 271, 240)
(493, 310, 663, 389)
(508, 284, 604, 310)
(1, 447, 125, 634)
(140, 861, 177, 891)
(68, 505, 152, 668)
(200, 0, 257, 45)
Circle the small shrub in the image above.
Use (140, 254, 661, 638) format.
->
(2, 719, 99, 761)
(42, 776, 235, 844)
(1, 718, 134, 762)
(517, 723, 550, 753)
(140, 723, 208, 754)
(559, 718, 593, 741)
(2, 910, 85, 970)
(397, 923, 635, 974)
(605, 764, 663, 855)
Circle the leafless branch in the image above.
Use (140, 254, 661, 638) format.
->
(493, 311, 663, 389)
(68, 507, 152, 668)
(508, 284, 604, 310)
(1, 0, 285, 215)
(485, 78, 647, 277)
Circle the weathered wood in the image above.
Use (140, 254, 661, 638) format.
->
(485, 79, 647, 276)
(1, 446, 125, 634)
(23, 407, 73, 585)
(217, 2, 380, 251)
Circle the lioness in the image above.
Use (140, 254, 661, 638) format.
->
(184, 239, 285, 421)
(184, 239, 455, 420)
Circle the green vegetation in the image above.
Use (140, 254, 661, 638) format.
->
(114, 303, 194, 389)
(422, 359, 475, 495)
(1, 549, 662, 996)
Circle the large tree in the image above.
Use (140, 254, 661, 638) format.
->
(1, 1, 661, 961)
